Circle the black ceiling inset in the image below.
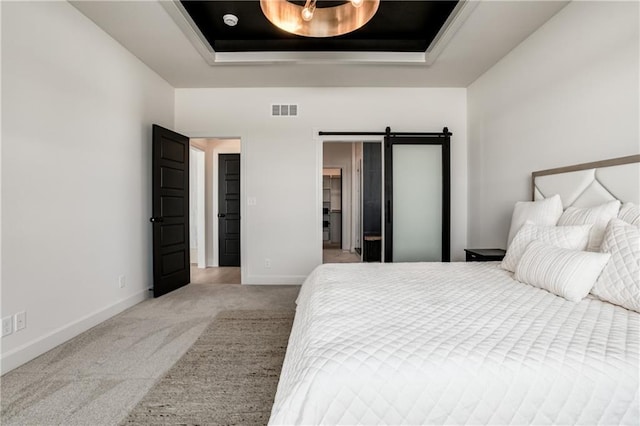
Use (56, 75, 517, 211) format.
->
(180, 1, 459, 52)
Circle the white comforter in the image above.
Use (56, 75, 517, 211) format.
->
(270, 262, 639, 425)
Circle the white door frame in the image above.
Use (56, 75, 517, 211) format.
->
(189, 145, 207, 269)
(189, 134, 247, 284)
(314, 130, 385, 264)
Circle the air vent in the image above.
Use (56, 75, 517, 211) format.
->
(271, 104, 298, 117)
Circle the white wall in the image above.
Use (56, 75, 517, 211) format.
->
(323, 142, 353, 251)
(1, 1, 174, 373)
(467, 1, 639, 249)
(175, 88, 468, 284)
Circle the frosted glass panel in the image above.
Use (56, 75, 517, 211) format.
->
(393, 145, 442, 262)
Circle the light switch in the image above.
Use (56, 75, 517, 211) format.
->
(15, 312, 26, 331)
(2, 316, 13, 337)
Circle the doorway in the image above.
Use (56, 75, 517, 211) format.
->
(188, 138, 242, 284)
(322, 167, 351, 262)
(321, 141, 382, 264)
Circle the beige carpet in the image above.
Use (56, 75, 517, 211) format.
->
(1, 284, 298, 426)
(121, 310, 294, 426)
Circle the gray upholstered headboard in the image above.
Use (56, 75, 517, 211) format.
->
(532, 155, 640, 208)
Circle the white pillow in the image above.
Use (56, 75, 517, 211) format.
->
(501, 222, 591, 272)
(506, 194, 563, 248)
(618, 202, 640, 225)
(591, 219, 640, 312)
(557, 200, 621, 251)
(515, 240, 611, 302)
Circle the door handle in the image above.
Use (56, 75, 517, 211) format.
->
(149, 217, 164, 223)
(218, 213, 226, 218)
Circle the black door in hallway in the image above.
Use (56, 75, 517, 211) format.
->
(218, 154, 241, 266)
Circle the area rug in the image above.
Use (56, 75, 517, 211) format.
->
(122, 310, 295, 426)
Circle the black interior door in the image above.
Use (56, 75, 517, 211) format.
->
(218, 154, 241, 266)
(151, 125, 190, 297)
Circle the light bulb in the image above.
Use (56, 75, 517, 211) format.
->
(351, 0, 363, 8)
(302, 0, 316, 21)
(301, 7, 314, 21)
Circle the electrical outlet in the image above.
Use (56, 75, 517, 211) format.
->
(264, 258, 271, 268)
(2, 316, 13, 337)
(15, 311, 26, 331)
(118, 275, 126, 288)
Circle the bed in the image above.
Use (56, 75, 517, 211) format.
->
(270, 156, 640, 425)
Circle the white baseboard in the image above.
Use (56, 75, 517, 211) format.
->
(243, 275, 305, 285)
(0, 289, 149, 375)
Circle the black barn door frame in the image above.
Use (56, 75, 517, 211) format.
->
(384, 127, 451, 263)
(318, 127, 451, 263)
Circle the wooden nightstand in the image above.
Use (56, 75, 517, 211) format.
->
(464, 248, 506, 262)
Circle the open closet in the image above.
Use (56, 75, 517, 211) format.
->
(322, 168, 342, 246)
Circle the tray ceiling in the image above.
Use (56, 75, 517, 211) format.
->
(70, 1, 569, 87)
(179, 1, 459, 53)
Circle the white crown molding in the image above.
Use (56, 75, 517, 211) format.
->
(214, 51, 427, 64)
(160, 0, 217, 65)
(161, 0, 479, 65)
(424, 0, 479, 65)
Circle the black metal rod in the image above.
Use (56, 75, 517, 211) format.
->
(319, 131, 387, 136)
(319, 128, 452, 137)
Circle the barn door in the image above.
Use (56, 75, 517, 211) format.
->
(384, 134, 450, 262)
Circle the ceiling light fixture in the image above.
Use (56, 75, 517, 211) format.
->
(260, 0, 380, 38)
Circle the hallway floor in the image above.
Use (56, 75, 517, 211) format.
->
(190, 266, 241, 284)
(322, 249, 361, 263)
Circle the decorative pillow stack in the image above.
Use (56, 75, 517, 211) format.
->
(590, 219, 640, 312)
(500, 196, 637, 304)
(557, 200, 621, 251)
(506, 194, 563, 248)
